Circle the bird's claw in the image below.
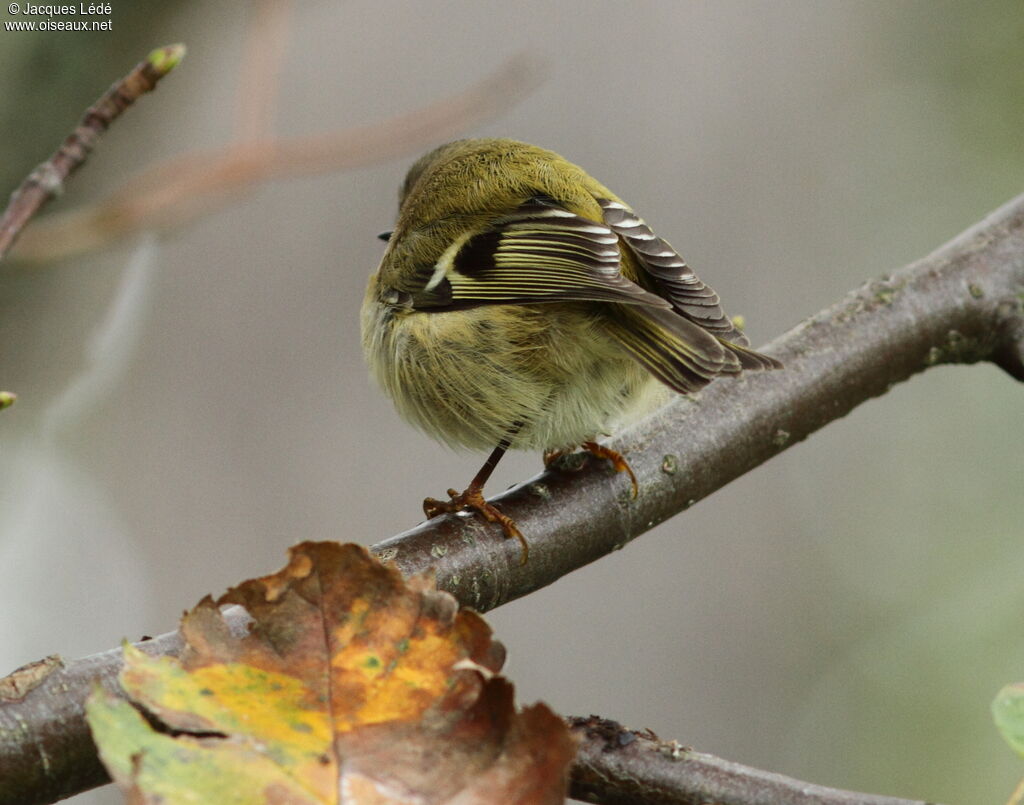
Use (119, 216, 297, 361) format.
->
(422, 487, 529, 564)
(581, 441, 639, 498)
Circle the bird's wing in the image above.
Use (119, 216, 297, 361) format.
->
(597, 198, 781, 371)
(410, 197, 672, 311)
(405, 196, 781, 391)
(598, 198, 747, 342)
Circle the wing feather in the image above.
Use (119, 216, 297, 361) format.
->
(403, 195, 780, 395)
(411, 198, 671, 311)
(598, 198, 750, 344)
(604, 305, 740, 394)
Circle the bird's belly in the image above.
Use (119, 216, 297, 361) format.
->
(364, 302, 660, 452)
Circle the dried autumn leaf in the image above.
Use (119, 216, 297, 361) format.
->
(86, 541, 575, 804)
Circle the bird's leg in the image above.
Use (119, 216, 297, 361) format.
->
(581, 441, 639, 498)
(423, 428, 529, 563)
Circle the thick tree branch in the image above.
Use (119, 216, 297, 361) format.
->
(374, 190, 1024, 610)
(567, 716, 932, 805)
(0, 44, 186, 261)
(0, 638, 181, 804)
(2, 192, 1022, 803)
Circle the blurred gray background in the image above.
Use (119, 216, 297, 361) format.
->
(1, 2, 1022, 803)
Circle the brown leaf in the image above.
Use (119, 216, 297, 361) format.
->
(88, 541, 575, 803)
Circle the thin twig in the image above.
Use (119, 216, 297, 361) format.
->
(1, 190, 1021, 804)
(0, 44, 186, 262)
(567, 716, 934, 805)
(7, 55, 542, 263)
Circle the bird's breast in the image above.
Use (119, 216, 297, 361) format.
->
(361, 299, 659, 452)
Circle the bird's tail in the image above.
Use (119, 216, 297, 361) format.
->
(604, 304, 780, 394)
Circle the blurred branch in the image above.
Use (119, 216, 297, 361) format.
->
(235, 0, 294, 142)
(0, 44, 186, 262)
(8, 55, 543, 263)
(3, 188, 1022, 804)
(567, 715, 931, 805)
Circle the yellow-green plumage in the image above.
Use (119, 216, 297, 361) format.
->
(362, 138, 779, 454)
(362, 297, 661, 452)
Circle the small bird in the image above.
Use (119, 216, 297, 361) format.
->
(362, 139, 780, 561)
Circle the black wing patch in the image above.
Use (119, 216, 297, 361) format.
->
(598, 198, 749, 345)
(411, 198, 671, 311)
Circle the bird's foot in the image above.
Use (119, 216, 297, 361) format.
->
(423, 487, 529, 564)
(581, 441, 639, 498)
(542, 448, 565, 467)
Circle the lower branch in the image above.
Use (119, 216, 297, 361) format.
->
(0, 634, 181, 804)
(567, 716, 932, 805)
(1, 191, 1022, 802)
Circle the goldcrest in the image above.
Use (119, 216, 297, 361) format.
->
(362, 139, 780, 560)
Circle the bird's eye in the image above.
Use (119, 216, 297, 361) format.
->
(377, 231, 393, 242)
